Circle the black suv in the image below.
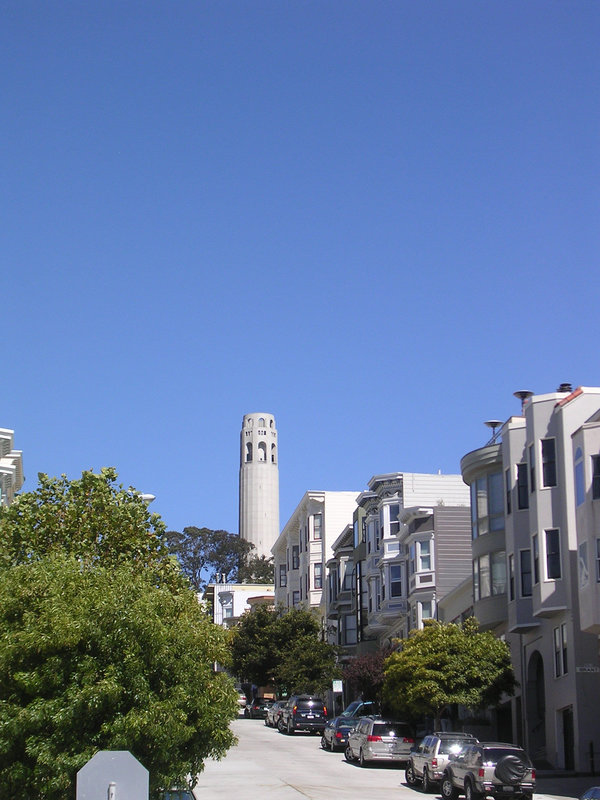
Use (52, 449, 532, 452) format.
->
(278, 695, 328, 735)
(441, 742, 536, 800)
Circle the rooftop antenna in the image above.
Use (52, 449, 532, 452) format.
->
(513, 390, 534, 414)
(484, 420, 503, 444)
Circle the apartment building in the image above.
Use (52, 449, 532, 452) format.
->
(0, 428, 24, 507)
(203, 580, 275, 628)
(460, 385, 600, 771)
(272, 491, 359, 618)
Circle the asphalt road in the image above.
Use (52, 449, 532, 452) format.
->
(192, 714, 593, 800)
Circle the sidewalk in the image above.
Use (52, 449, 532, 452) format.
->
(536, 771, 598, 799)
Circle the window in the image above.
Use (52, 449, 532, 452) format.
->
(473, 559, 479, 600)
(342, 613, 357, 645)
(224, 606, 233, 618)
(529, 444, 536, 493)
(271, 444, 277, 463)
(545, 528, 561, 580)
(314, 562, 322, 590)
(245, 442, 253, 462)
(520, 549, 532, 597)
(593, 456, 600, 500)
(554, 624, 568, 677)
(541, 438, 557, 487)
(575, 447, 585, 506)
(578, 542, 589, 587)
(390, 564, 402, 597)
(342, 562, 353, 591)
(532, 535, 539, 585)
(279, 564, 287, 588)
(473, 552, 506, 599)
(508, 554, 515, 600)
(491, 551, 507, 595)
(328, 567, 338, 603)
(292, 545, 299, 570)
(388, 503, 400, 536)
(419, 540, 432, 571)
(471, 471, 504, 537)
(292, 590, 300, 606)
(258, 417, 265, 427)
(313, 513, 322, 540)
(505, 469, 512, 514)
(517, 464, 529, 510)
(479, 554, 491, 599)
(420, 600, 433, 624)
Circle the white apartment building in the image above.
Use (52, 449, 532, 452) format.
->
(0, 428, 24, 507)
(272, 491, 359, 618)
(460, 385, 600, 770)
(203, 580, 275, 628)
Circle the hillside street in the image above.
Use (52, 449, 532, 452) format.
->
(192, 715, 594, 800)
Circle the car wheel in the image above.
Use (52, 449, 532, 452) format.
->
(465, 779, 484, 800)
(422, 768, 432, 793)
(359, 749, 368, 768)
(441, 776, 459, 800)
(345, 745, 355, 763)
(278, 719, 285, 733)
(321, 735, 328, 750)
(405, 763, 418, 787)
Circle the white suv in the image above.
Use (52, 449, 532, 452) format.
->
(406, 732, 478, 791)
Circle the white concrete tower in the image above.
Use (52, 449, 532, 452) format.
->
(239, 412, 280, 559)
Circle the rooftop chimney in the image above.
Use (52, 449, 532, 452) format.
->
(557, 383, 573, 393)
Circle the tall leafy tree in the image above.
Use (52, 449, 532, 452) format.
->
(383, 618, 516, 729)
(0, 469, 239, 799)
(164, 526, 255, 590)
(342, 647, 393, 705)
(237, 554, 274, 584)
(230, 606, 339, 697)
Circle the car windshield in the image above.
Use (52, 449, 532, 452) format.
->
(372, 723, 410, 738)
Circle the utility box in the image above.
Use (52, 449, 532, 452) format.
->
(77, 751, 148, 800)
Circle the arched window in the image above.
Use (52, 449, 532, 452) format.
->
(247, 418, 253, 427)
(271, 444, 277, 463)
(258, 417, 265, 428)
(258, 442, 267, 461)
(245, 442, 253, 462)
(270, 419, 274, 428)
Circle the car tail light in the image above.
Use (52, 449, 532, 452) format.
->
(335, 732, 343, 740)
(531, 770, 536, 781)
(478, 768, 485, 778)
(367, 735, 382, 742)
(403, 737, 415, 744)
(431, 758, 438, 767)
(323, 707, 328, 716)
(293, 705, 297, 713)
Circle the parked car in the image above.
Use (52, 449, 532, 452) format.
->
(265, 700, 286, 728)
(441, 741, 536, 800)
(580, 789, 600, 800)
(339, 699, 380, 719)
(278, 694, 328, 734)
(236, 690, 247, 709)
(321, 716, 359, 752)
(244, 697, 272, 719)
(406, 731, 479, 791)
(345, 717, 414, 767)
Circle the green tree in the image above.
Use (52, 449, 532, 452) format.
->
(230, 606, 339, 697)
(0, 467, 181, 588)
(237, 554, 274, 584)
(165, 526, 255, 590)
(0, 469, 239, 798)
(0, 555, 237, 799)
(382, 618, 516, 729)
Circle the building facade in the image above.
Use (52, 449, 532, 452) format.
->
(238, 412, 280, 559)
(0, 428, 24, 507)
(272, 490, 359, 619)
(460, 385, 600, 771)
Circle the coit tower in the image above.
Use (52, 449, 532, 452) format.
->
(239, 412, 280, 559)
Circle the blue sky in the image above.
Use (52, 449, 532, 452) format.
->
(3, 1, 598, 536)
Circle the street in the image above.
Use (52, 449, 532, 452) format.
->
(192, 715, 590, 800)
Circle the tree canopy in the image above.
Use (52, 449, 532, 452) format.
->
(342, 647, 393, 705)
(0, 469, 239, 799)
(382, 618, 516, 728)
(164, 526, 258, 591)
(230, 606, 339, 697)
